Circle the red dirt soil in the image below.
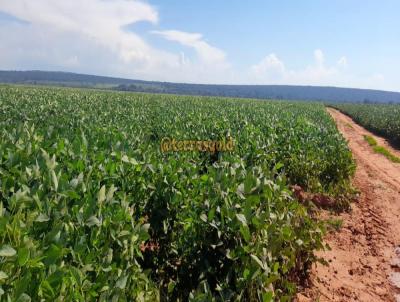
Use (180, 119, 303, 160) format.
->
(297, 108, 400, 302)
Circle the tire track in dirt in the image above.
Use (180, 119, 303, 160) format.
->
(297, 108, 400, 302)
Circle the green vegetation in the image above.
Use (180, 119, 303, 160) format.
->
(0, 86, 355, 301)
(363, 135, 400, 163)
(325, 219, 343, 232)
(334, 103, 400, 145)
(372, 146, 400, 163)
(364, 135, 377, 146)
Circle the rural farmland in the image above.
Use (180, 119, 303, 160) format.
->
(0, 86, 358, 301)
(332, 103, 400, 146)
(2, 1, 400, 301)
(0, 84, 399, 302)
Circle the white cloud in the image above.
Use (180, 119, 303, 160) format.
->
(337, 56, 348, 69)
(248, 50, 387, 89)
(314, 49, 325, 66)
(0, 1, 393, 89)
(151, 30, 227, 65)
(250, 53, 285, 79)
(0, 0, 231, 83)
(65, 55, 79, 68)
(149, 30, 233, 83)
(0, 0, 159, 64)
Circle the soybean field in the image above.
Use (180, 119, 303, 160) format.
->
(332, 103, 400, 145)
(0, 86, 355, 301)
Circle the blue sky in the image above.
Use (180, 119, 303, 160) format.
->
(0, 0, 399, 91)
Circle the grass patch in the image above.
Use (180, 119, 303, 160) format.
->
(364, 135, 377, 146)
(364, 135, 400, 163)
(326, 218, 343, 232)
(373, 146, 400, 163)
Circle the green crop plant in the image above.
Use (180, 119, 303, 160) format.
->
(333, 103, 400, 146)
(0, 86, 355, 301)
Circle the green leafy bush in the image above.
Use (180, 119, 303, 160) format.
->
(0, 86, 354, 301)
(333, 103, 400, 145)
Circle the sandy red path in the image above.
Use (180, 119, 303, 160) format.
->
(298, 108, 400, 302)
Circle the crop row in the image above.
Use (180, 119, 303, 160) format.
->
(332, 103, 400, 145)
(0, 86, 354, 301)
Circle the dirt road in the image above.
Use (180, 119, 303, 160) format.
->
(299, 108, 400, 302)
